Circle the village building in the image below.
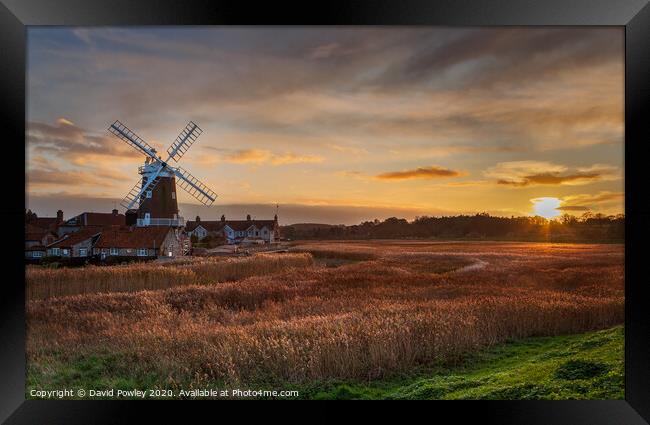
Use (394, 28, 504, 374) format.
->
(46, 228, 103, 258)
(25, 223, 58, 260)
(57, 209, 126, 236)
(25, 209, 64, 234)
(185, 214, 279, 244)
(93, 226, 183, 259)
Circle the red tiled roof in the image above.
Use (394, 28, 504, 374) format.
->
(26, 224, 57, 242)
(30, 217, 59, 230)
(26, 224, 46, 234)
(26, 245, 46, 251)
(48, 228, 102, 249)
(62, 212, 125, 227)
(26, 233, 44, 242)
(95, 226, 173, 249)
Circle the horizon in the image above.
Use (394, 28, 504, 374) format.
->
(27, 27, 624, 222)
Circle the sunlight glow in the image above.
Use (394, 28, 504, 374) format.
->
(531, 197, 562, 219)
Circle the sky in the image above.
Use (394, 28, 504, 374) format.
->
(26, 27, 624, 224)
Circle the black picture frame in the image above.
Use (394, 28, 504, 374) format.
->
(1, 0, 649, 422)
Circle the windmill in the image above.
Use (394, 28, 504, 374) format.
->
(108, 120, 217, 227)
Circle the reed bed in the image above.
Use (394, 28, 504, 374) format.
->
(26, 253, 313, 300)
(27, 241, 624, 386)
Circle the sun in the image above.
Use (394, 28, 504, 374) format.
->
(531, 197, 561, 219)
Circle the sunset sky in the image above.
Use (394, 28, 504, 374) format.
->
(26, 27, 624, 224)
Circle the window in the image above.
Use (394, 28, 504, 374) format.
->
(171, 192, 176, 199)
(138, 248, 147, 257)
(62, 249, 69, 256)
(33, 251, 43, 258)
(51, 248, 60, 256)
(110, 247, 119, 256)
(146, 190, 152, 198)
(79, 248, 87, 257)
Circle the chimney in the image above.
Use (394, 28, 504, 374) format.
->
(221, 214, 225, 222)
(246, 214, 251, 221)
(112, 209, 118, 216)
(56, 210, 63, 223)
(195, 215, 201, 223)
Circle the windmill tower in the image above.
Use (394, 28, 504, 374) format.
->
(108, 120, 217, 226)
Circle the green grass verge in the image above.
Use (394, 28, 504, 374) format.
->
(27, 326, 623, 400)
(299, 326, 624, 400)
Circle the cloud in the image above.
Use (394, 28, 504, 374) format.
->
(309, 43, 342, 59)
(485, 161, 620, 187)
(556, 205, 590, 211)
(376, 166, 462, 181)
(559, 191, 624, 211)
(27, 156, 130, 188)
(217, 149, 324, 166)
(27, 119, 142, 163)
(376, 28, 622, 92)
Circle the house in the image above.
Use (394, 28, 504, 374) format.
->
(46, 228, 103, 258)
(26, 224, 58, 248)
(93, 226, 183, 259)
(26, 223, 58, 260)
(25, 245, 46, 260)
(186, 214, 279, 244)
(58, 209, 126, 236)
(25, 209, 64, 234)
(185, 215, 227, 240)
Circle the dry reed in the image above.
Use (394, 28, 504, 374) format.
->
(26, 241, 624, 386)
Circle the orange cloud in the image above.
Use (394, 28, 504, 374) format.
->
(559, 191, 624, 209)
(486, 161, 620, 187)
(224, 149, 323, 166)
(376, 166, 462, 181)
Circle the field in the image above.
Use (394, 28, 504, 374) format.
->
(26, 241, 624, 399)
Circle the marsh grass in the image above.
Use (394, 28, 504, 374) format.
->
(26, 242, 623, 390)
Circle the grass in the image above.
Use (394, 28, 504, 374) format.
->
(26, 241, 624, 397)
(26, 253, 313, 300)
(27, 326, 623, 400)
(300, 326, 624, 400)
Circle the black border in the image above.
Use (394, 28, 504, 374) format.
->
(2, 0, 649, 423)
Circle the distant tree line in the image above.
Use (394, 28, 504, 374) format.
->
(281, 213, 624, 243)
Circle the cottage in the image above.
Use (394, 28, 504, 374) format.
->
(93, 226, 182, 259)
(186, 214, 279, 244)
(25, 223, 58, 260)
(58, 209, 126, 236)
(46, 228, 103, 258)
(25, 209, 64, 234)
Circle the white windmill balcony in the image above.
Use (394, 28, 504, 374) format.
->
(137, 216, 185, 227)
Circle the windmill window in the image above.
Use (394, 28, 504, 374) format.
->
(146, 190, 152, 198)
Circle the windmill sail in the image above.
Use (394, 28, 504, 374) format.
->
(120, 166, 164, 210)
(166, 121, 203, 162)
(173, 167, 217, 205)
(109, 120, 159, 159)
